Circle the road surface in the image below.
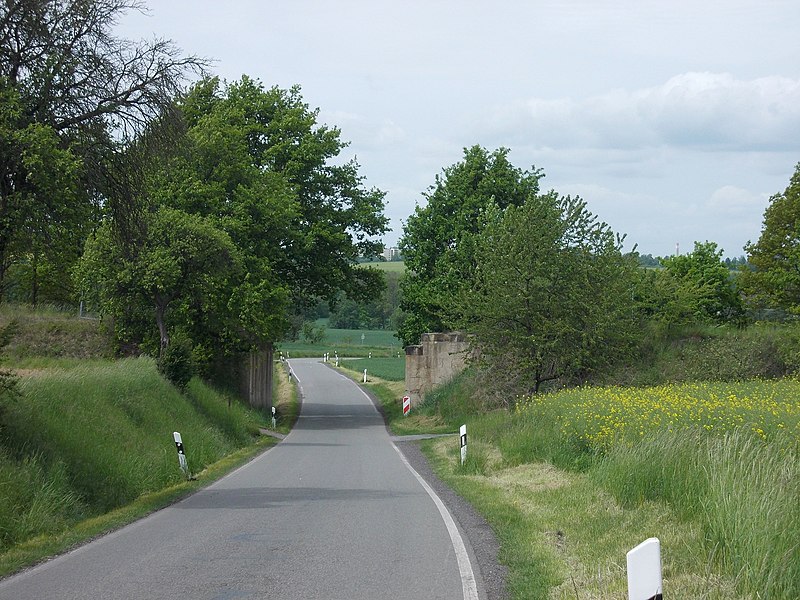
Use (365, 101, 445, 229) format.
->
(0, 358, 481, 600)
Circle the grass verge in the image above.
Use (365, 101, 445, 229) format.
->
(424, 437, 740, 599)
(334, 363, 454, 436)
(418, 372, 799, 598)
(0, 436, 276, 578)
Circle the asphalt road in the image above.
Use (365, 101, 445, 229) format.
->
(0, 358, 485, 600)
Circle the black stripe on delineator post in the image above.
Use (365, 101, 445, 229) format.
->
(646, 594, 663, 600)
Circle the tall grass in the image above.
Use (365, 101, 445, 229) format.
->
(0, 357, 267, 550)
(422, 371, 800, 598)
(594, 429, 799, 597)
(0, 304, 111, 359)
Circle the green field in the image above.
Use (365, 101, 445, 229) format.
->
(359, 260, 406, 273)
(278, 326, 403, 358)
(340, 356, 405, 381)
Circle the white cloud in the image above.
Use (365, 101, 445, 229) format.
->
(477, 73, 800, 152)
(707, 185, 770, 214)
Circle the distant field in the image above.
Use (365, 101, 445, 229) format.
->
(340, 356, 405, 381)
(277, 327, 403, 358)
(359, 261, 405, 273)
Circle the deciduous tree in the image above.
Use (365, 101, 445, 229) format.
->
(0, 0, 204, 301)
(658, 241, 744, 324)
(399, 146, 543, 345)
(457, 193, 639, 393)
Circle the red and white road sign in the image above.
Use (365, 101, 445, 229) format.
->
(402, 395, 411, 416)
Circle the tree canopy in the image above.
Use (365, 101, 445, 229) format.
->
(0, 0, 204, 304)
(398, 145, 543, 345)
(456, 193, 639, 393)
(77, 76, 388, 367)
(656, 241, 744, 325)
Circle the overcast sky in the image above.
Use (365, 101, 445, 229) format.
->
(118, 0, 800, 258)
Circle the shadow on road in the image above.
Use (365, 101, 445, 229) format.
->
(179, 486, 412, 510)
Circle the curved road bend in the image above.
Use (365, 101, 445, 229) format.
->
(0, 358, 481, 600)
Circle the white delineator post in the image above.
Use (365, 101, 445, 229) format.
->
(271, 406, 276, 429)
(402, 395, 411, 416)
(459, 424, 467, 465)
(173, 432, 189, 479)
(626, 537, 663, 600)
(363, 368, 367, 383)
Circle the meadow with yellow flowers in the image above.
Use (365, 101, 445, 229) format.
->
(516, 378, 800, 452)
(405, 372, 800, 598)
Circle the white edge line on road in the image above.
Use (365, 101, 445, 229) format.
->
(390, 442, 480, 600)
(335, 368, 479, 600)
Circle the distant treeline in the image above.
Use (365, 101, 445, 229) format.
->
(637, 253, 750, 270)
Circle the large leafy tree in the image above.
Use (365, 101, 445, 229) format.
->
(399, 146, 543, 345)
(0, 84, 84, 304)
(456, 194, 639, 393)
(161, 77, 388, 314)
(78, 77, 388, 366)
(0, 0, 203, 302)
(743, 163, 800, 313)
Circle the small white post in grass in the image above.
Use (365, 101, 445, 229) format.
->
(335, 357, 339, 367)
(271, 406, 276, 429)
(369, 352, 372, 359)
(363, 368, 368, 383)
(459, 424, 467, 465)
(173, 432, 189, 479)
(402, 395, 411, 416)
(626, 537, 663, 600)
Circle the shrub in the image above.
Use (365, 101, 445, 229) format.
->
(157, 336, 195, 389)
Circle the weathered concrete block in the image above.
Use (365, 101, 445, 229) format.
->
(404, 332, 474, 407)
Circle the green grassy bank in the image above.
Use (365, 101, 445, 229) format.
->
(0, 356, 296, 576)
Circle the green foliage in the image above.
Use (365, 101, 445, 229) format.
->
(171, 77, 388, 311)
(300, 321, 327, 344)
(459, 193, 640, 393)
(0, 83, 88, 305)
(76, 207, 247, 357)
(157, 335, 195, 389)
(658, 241, 744, 324)
(609, 323, 800, 386)
(399, 146, 543, 345)
(77, 76, 388, 372)
(326, 269, 403, 331)
(743, 162, 800, 313)
(0, 0, 202, 305)
(328, 297, 363, 329)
